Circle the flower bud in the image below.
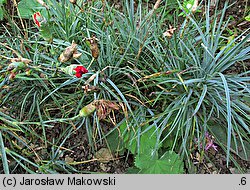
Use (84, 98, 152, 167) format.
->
(79, 103, 96, 117)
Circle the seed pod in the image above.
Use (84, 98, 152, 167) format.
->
(86, 36, 99, 59)
(79, 102, 96, 117)
(58, 41, 78, 63)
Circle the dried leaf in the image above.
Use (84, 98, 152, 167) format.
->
(95, 148, 113, 163)
(82, 85, 100, 94)
(73, 52, 82, 59)
(84, 73, 97, 85)
(163, 25, 176, 38)
(11, 57, 32, 64)
(69, 0, 77, 4)
(9, 72, 16, 80)
(153, 0, 161, 10)
(65, 156, 74, 163)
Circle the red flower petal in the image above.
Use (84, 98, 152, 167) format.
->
(73, 66, 88, 78)
(75, 72, 82, 78)
(80, 67, 88, 74)
(73, 66, 81, 72)
(33, 12, 41, 28)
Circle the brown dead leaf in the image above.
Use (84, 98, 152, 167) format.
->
(10, 57, 32, 64)
(73, 52, 82, 59)
(163, 25, 176, 38)
(82, 85, 100, 94)
(84, 73, 97, 85)
(95, 148, 113, 163)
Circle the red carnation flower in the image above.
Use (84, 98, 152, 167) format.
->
(73, 66, 88, 78)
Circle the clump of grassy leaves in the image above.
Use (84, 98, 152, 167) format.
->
(134, 0, 250, 172)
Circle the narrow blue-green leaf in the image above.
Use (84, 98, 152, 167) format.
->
(106, 78, 133, 114)
(193, 85, 207, 116)
(40, 77, 80, 104)
(219, 73, 232, 167)
(6, 148, 39, 168)
(0, 131, 9, 174)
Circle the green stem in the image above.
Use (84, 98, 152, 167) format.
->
(42, 115, 80, 124)
(87, 57, 95, 70)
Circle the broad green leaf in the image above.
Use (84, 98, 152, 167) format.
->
(135, 151, 184, 174)
(18, 0, 46, 18)
(133, 128, 158, 155)
(120, 122, 161, 155)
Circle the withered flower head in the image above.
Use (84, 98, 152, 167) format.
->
(94, 99, 119, 120)
(86, 36, 99, 59)
(79, 99, 119, 120)
(58, 41, 82, 63)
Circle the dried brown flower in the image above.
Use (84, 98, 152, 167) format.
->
(86, 36, 99, 59)
(58, 41, 82, 63)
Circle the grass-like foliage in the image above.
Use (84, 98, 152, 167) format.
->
(0, 0, 249, 174)
(137, 0, 250, 171)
